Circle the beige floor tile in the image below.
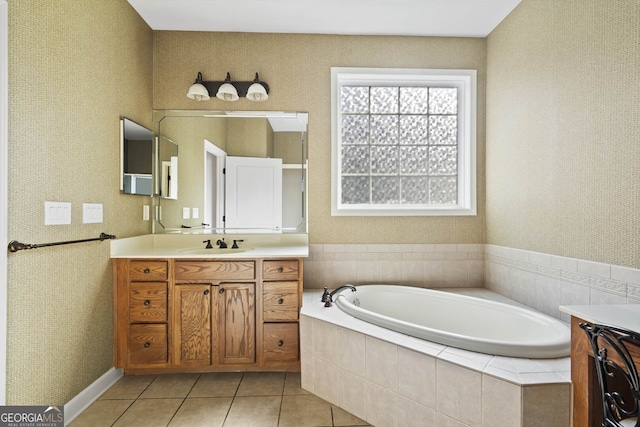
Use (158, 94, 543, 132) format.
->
(139, 373, 200, 399)
(279, 394, 333, 427)
(236, 372, 285, 396)
(224, 395, 281, 426)
(188, 372, 242, 398)
(333, 405, 371, 426)
(100, 375, 157, 400)
(69, 399, 134, 427)
(168, 397, 233, 427)
(283, 372, 312, 396)
(113, 398, 183, 427)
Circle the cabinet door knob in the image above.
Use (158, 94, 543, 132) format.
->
(204, 290, 209, 295)
(143, 268, 150, 274)
(278, 340, 284, 347)
(144, 342, 150, 348)
(219, 288, 225, 294)
(277, 267, 284, 273)
(278, 298, 284, 304)
(144, 300, 150, 306)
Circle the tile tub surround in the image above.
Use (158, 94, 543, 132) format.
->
(300, 290, 571, 427)
(484, 245, 640, 322)
(303, 244, 484, 289)
(303, 243, 640, 321)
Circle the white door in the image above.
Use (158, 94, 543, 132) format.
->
(225, 156, 282, 232)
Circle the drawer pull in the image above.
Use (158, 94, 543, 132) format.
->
(144, 300, 150, 306)
(144, 342, 150, 348)
(143, 268, 150, 274)
(278, 298, 284, 304)
(278, 340, 284, 347)
(219, 288, 225, 294)
(277, 267, 284, 273)
(204, 290, 209, 295)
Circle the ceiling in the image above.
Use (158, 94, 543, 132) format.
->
(128, 0, 522, 38)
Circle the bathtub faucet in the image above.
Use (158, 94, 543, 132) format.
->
(322, 285, 357, 307)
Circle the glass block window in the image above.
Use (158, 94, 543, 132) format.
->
(331, 68, 476, 216)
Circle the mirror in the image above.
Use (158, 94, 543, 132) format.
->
(120, 117, 153, 196)
(153, 110, 308, 234)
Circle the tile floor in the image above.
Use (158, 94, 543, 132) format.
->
(70, 371, 370, 427)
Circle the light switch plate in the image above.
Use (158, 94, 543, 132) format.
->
(192, 207, 199, 219)
(44, 201, 71, 225)
(143, 205, 150, 221)
(182, 207, 190, 219)
(83, 203, 103, 224)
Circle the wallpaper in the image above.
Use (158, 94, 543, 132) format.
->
(486, 0, 640, 268)
(7, 0, 152, 404)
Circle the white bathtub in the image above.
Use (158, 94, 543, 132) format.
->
(334, 284, 571, 358)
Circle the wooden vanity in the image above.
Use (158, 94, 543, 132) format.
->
(560, 305, 640, 427)
(113, 256, 303, 374)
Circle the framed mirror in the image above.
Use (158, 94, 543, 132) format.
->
(153, 110, 308, 234)
(120, 117, 153, 196)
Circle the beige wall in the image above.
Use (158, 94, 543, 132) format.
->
(486, 0, 640, 269)
(153, 32, 487, 244)
(7, 0, 152, 404)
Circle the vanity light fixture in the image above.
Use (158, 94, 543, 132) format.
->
(186, 72, 270, 102)
(186, 72, 211, 101)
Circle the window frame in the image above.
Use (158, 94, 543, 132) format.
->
(331, 67, 477, 216)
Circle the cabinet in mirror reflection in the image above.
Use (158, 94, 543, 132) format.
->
(153, 111, 308, 234)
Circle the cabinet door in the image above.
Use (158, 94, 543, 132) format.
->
(225, 156, 282, 232)
(217, 283, 256, 365)
(175, 284, 212, 366)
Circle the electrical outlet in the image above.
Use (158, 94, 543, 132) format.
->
(192, 207, 199, 219)
(143, 205, 150, 221)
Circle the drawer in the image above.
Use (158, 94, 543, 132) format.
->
(263, 260, 299, 280)
(128, 324, 168, 365)
(175, 261, 255, 281)
(129, 261, 167, 281)
(263, 282, 299, 321)
(129, 282, 167, 323)
(263, 323, 299, 363)
(262, 323, 299, 363)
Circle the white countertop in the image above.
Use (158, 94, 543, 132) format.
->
(110, 233, 308, 259)
(559, 304, 640, 333)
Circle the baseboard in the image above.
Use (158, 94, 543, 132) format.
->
(64, 367, 123, 426)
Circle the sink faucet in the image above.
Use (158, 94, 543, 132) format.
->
(216, 238, 227, 249)
(321, 285, 356, 307)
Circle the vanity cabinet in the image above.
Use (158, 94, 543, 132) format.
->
(114, 260, 170, 370)
(113, 257, 302, 374)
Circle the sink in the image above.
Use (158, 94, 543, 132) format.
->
(175, 247, 250, 255)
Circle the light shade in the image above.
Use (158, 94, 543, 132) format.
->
(216, 82, 239, 101)
(186, 72, 210, 101)
(247, 82, 268, 102)
(187, 83, 210, 101)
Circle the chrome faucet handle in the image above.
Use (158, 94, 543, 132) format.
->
(321, 286, 330, 302)
(203, 239, 213, 249)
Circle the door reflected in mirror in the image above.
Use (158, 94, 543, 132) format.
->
(120, 117, 153, 196)
(153, 110, 308, 234)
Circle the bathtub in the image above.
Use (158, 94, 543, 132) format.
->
(333, 284, 571, 358)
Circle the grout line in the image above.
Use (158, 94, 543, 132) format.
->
(221, 372, 244, 426)
(164, 374, 202, 426)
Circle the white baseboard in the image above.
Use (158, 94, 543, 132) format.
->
(64, 367, 123, 426)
